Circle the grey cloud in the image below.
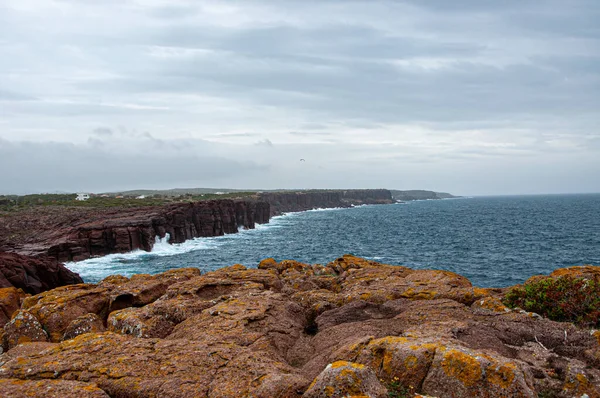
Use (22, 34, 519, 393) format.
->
(0, 0, 599, 195)
(255, 138, 273, 147)
(148, 5, 199, 20)
(0, 139, 267, 194)
(288, 131, 331, 136)
(0, 89, 37, 101)
(92, 127, 113, 136)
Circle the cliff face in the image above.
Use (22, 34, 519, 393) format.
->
(0, 252, 83, 294)
(2, 200, 270, 262)
(0, 256, 598, 398)
(1, 190, 392, 262)
(259, 189, 393, 216)
(391, 189, 458, 201)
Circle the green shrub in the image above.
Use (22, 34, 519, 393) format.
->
(503, 275, 600, 327)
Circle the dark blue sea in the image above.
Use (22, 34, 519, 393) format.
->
(66, 194, 600, 288)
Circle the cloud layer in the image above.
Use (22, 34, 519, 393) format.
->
(1, 0, 598, 195)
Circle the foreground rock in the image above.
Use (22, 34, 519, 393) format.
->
(0, 252, 83, 294)
(0, 256, 598, 397)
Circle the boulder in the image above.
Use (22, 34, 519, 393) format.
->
(0, 252, 82, 294)
(302, 361, 387, 398)
(2, 310, 48, 351)
(0, 287, 27, 327)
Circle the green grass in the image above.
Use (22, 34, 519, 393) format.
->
(0, 191, 259, 212)
(386, 378, 411, 398)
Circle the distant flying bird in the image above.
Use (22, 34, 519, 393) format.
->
(300, 159, 305, 162)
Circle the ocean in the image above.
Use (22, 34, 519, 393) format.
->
(66, 194, 600, 288)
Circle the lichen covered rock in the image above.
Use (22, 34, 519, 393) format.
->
(303, 361, 387, 398)
(0, 257, 598, 398)
(2, 310, 48, 351)
(0, 287, 27, 327)
(62, 313, 105, 340)
(0, 378, 110, 398)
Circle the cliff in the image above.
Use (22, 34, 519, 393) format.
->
(0, 200, 270, 262)
(0, 256, 598, 398)
(0, 190, 393, 261)
(391, 190, 458, 201)
(259, 189, 393, 216)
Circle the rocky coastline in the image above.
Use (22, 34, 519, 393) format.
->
(258, 189, 394, 216)
(0, 190, 394, 264)
(0, 189, 394, 294)
(0, 199, 270, 263)
(0, 255, 598, 397)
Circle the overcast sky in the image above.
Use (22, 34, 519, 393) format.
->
(1, 0, 598, 195)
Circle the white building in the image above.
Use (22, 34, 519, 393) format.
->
(76, 193, 90, 201)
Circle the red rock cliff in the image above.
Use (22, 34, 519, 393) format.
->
(259, 189, 393, 216)
(1, 200, 270, 262)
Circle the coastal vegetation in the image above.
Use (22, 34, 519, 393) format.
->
(503, 275, 600, 327)
(0, 192, 258, 212)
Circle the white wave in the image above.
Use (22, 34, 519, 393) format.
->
(64, 216, 293, 276)
(306, 207, 346, 212)
(64, 206, 353, 280)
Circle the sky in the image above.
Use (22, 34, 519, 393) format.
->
(0, 0, 599, 196)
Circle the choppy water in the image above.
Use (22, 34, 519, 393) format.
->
(66, 194, 600, 287)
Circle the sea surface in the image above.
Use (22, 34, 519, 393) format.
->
(66, 194, 600, 288)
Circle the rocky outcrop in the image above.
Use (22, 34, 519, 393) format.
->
(1, 200, 270, 262)
(0, 256, 598, 397)
(259, 189, 393, 216)
(0, 252, 83, 294)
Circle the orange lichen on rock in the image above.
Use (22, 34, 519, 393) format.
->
(549, 265, 600, 279)
(440, 348, 483, 387)
(2, 310, 48, 351)
(0, 378, 110, 397)
(0, 257, 599, 398)
(0, 287, 28, 328)
(471, 296, 511, 313)
(303, 361, 387, 398)
(562, 364, 600, 398)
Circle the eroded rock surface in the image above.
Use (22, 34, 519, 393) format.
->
(0, 255, 598, 397)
